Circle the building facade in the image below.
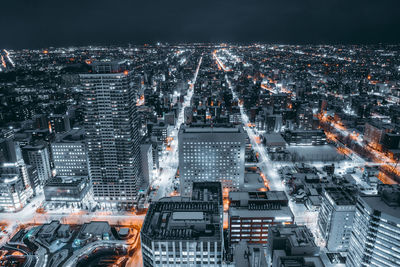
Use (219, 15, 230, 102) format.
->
(318, 187, 356, 252)
(228, 191, 294, 244)
(51, 129, 88, 177)
(23, 143, 52, 185)
(178, 124, 246, 196)
(141, 188, 223, 267)
(347, 185, 400, 267)
(0, 174, 31, 212)
(80, 61, 142, 208)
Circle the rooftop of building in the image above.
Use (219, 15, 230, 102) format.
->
(277, 256, 324, 267)
(54, 128, 85, 142)
(79, 60, 130, 75)
(44, 176, 88, 187)
(78, 221, 112, 238)
(180, 123, 244, 134)
(229, 205, 294, 220)
(324, 187, 356, 206)
(269, 224, 318, 250)
(191, 182, 223, 206)
(141, 197, 222, 241)
(264, 133, 287, 146)
(229, 191, 288, 203)
(23, 143, 47, 150)
(232, 241, 267, 267)
(360, 184, 400, 219)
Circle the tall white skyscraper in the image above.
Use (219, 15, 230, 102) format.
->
(347, 185, 400, 267)
(80, 61, 142, 208)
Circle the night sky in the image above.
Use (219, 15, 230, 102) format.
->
(1, 0, 400, 49)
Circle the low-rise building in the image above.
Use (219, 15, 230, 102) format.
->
(228, 191, 294, 244)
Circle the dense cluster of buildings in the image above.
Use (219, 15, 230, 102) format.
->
(1, 43, 400, 266)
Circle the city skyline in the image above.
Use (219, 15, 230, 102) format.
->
(1, 0, 400, 263)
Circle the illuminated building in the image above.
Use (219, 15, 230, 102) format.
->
(51, 128, 88, 177)
(178, 124, 246, 196)
(43, 176, 92, 208)
(0, 139, 34, 199)
(347, 185, 400, 267)
(318, 187, 356, 252)
(141, 182, 223, 267)
(283, 130, 327, 146)
(22, 143, 52, 185)
(0, 174, 31, 212)
(80, 61, 142, 208)
(228, 191, 294, 244)
(267, 224, 322, 267)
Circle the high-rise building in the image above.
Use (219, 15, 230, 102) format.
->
(347, 185, 400, 267)
(318, 187, 356, 252)
(228, 191, 294, 244)
(80, 61, 142, 208)
(23, 143, 52, 185)
(178, 124, 246, 196)
(51, 128, 88, 177)
(141, 182, 224, 267)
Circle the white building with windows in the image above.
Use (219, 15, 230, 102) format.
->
(51, 128, 88, 177)
(80, 61, 142, 208)
(0, 174, 32, 212)
(141, 182, 223, 267)
(347, 184, 400, 267)
(318, 187, 356, 252)
(23, 143, 52, 185)
(178, 124, 246, 196)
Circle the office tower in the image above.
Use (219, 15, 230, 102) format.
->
(23, 143, 52, 185)
(80, 61, 142, 208)
(318, 187, 356, 252)
(347, 185, 400, 267)
(140, 143, 154, 187)
(178, 124, 246, 196)
(267, 224, 322, 267)
(228, 191, 294, 244)
(141, 182, 223, 267)
(51, 128, 88, 177)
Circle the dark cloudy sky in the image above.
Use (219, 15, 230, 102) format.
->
(1, 0, 400, 49)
